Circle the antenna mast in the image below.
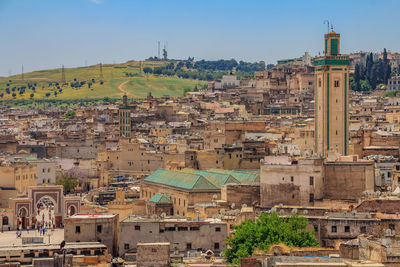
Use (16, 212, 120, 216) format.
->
(324, 20, 330, 33)
(158, 41, 161, 60)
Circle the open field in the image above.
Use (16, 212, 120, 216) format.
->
(0, 61, 205, 100)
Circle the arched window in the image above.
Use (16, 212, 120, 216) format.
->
(2, 216, 8, 225)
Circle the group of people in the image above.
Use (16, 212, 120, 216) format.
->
(36, 203, 55, 236)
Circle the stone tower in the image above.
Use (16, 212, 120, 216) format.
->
(315, 30, 349, 156)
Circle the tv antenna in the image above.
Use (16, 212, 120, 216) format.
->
(323, 20, 330, 33)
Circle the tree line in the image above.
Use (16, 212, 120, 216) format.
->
(351, 48, 392, 91)
(141, 59, 265, 81)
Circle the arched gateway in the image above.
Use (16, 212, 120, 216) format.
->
(7, 185, 81, 229)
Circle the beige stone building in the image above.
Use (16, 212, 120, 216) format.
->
(260, 156, 324, 207)
(119, 215, 227, 256)
(64, 213, 119, 256)
(0, 162, 37, 197)
(315, 31, 350, 156)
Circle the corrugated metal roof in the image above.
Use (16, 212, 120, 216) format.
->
(208, 168, 260, 183)
(144, 169, 218, 190)
(181, 169, 240, 188)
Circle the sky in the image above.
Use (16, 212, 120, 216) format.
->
(0, 0, 399, 76)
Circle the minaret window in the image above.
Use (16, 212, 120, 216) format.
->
(334, 80, 340, 87)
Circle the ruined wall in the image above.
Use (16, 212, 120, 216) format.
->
(221, 183, 260, 206)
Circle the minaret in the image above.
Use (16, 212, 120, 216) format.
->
(315, 30, 349, 156)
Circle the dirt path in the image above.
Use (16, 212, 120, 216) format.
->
(118, 80, 139, 98)
(118, 80, 129, 96)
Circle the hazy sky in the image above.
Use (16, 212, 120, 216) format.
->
(0, 0, 399, 76)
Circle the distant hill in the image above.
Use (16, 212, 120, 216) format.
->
(0, 61, 205, 100)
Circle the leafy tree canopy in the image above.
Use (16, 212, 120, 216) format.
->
(224, 212, 318, 264)
(56, 176, 78, 193)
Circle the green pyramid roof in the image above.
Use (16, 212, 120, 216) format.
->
(149, 193, 171, 203)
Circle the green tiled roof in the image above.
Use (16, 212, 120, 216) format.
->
(149, 193, 171, 203)
(181, 169, 240, 188)
(144, 169, 218, 190)
(208, 168, 260, 183)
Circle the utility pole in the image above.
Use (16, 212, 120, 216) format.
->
(99, 63, 103, 80)
(61, 65, 66, 83)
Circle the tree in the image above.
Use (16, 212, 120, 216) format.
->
(64, 110, 76, 119)
(224, 212, 318, 264)
(30, 93, 34, 99)
(12, 93, 16, 98)
(143, 67, 152, 74)
(45, 92, 51, 97)
(56, 176, 78, 193)
(354, 64, 361, 91)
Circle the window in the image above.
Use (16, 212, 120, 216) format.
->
(178, 227, 188, 231)
(314, 225, 318, 232)
(334, 80, 340, 87)
(290, 176, 294, 182)
(190, 227, 200, 231)
(389, 224, 395, 230)
(151, 248, 157, 253)
(310, 176, 314, 186)
(75, 226, 81, 233)
(292, 194, 295, 199)
(124, 243, 130, 250)
(214, 243, 220, 250)
(97, 225, 102, 233)
(135, 225, 141, 231)
(360, 226, 366, 233)
(309, 193, 314, 203)
(318, 79, 322, 87)
(345, 226, 350, 233)
(331, 226, 337, 233)
(215, 227, 221, 232)
(184, 200, 186, 207)
(186, 243, 192, 250)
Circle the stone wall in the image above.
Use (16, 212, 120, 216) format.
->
(221, 183, 260, 206)
(136, 242, 170, 267)
(324, 162, 374, 201)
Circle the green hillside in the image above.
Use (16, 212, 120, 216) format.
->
(0, 61, 205, 100)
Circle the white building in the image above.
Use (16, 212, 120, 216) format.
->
(214, 75, 240, 90)
(388, 76, 400, 91)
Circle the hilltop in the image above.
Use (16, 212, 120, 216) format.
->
(0, 61, 205, 100)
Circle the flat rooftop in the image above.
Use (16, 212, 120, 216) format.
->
(69, 213, 117, 219)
